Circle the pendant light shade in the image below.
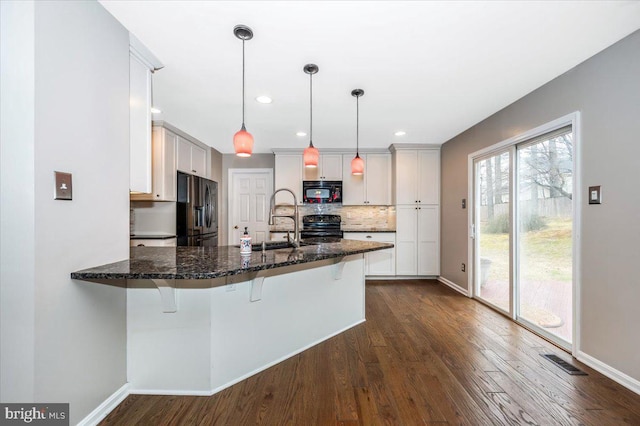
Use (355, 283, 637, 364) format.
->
(303, 64, 319, 168)
(233, 125, 253, 157)
(233, 25, 254, 157)
(351, 89, 365, 175)
(351, 154, 364, 176)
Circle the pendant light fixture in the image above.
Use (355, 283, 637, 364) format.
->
(303, 64, 319, 168)
(233, 24, 254, 157)
(351, 89, 365, 175)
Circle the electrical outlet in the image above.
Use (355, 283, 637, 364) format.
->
(461, 263, 466, 272)
(54, 171, 72, 200)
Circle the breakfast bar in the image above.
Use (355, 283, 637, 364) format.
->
(72, 240, 392, 395)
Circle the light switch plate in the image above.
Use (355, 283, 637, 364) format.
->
(588, 185, 601, 204)
(54, 171, 72, 200)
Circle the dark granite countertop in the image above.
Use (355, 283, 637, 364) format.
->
(71, 239, 394, 281)
(342, 228, 396, 233)
(130, 234, 177, 240)
(270, 228, 396, 233)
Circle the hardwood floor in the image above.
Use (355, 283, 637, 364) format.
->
(101, 280, 640, 425)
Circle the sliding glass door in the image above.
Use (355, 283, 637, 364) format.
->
(473, 123, 575, 350)
(475, 150, 512, 315)
(516, 128, 573, 344)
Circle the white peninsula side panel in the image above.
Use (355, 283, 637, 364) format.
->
(127, 254, 365, 394)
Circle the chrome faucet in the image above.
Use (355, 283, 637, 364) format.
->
(268, 188, 300, 248)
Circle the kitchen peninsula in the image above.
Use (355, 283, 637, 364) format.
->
(72, 240, 392, 395)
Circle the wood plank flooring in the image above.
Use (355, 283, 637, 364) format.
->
(101, 280, 640, 425)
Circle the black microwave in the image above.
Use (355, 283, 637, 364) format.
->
(302, 181, 342, 204)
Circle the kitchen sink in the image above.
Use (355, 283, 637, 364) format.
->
(235, 240, 319, 251)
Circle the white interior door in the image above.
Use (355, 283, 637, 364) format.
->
(228, 169, 273, 245)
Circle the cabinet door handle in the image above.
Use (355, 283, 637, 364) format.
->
(234, 225, 239, 229)
(192, 169, 197, 173)
(366, 235, 372, 239)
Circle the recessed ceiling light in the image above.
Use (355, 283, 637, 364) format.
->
(150, 107, 162, 114)
(394, 130, 406, 136)
(256, 96, 272, 104)
(296, 131, 307, 137)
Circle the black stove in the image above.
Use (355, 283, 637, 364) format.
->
(301, 214, 343, 242)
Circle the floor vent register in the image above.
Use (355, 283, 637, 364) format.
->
(541, 354, 587, 375)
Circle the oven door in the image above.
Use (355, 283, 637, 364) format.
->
(300, 230, 343, 242)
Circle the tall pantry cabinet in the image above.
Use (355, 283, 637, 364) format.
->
(391, 145, 440, 276)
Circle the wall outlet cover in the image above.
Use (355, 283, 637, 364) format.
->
(54, 171, 72, 200)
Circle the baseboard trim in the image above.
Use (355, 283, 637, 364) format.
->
(77, 383, 130, 426)
(130, 389, 212, 396)
(130, 319, 367, 397)
(369, 276, 439, 280)
(576, 350, 640, 396)
(437, 276, 471, 297)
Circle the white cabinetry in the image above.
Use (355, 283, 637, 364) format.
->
(393, 149, 439, 205)
(344, 232, 396, 276)
(177, 136, 207, 178)
(395, 205, 439, 276)
(342, 153, 391, 205)
(129, 53, 152, 193)
(304, 154, 342, 181)
(130, 126, 177, 201)
(274, 154, 303, 205)
(392, 145, 440, 276)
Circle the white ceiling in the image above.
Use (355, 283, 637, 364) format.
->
(101, 1, 640, 154)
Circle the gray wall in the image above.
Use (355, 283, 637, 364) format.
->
(441, 30, 640, 382)
(220, 153, 275, 244)
(1, 1, 129, 422)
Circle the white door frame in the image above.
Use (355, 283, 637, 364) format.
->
(227, 168, 274, 245)
(467, 111, 581, 355)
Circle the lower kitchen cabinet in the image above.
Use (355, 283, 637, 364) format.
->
(343, 232, 396, 276)
(395, 205, 439, 276)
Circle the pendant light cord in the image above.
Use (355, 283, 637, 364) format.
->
(356, 94, 360, 156)
(242, 39, 246, 127)
(309, 73, 313, 146)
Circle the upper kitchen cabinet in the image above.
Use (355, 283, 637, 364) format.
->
(129, 35, 163, 194)
(342, 152, 391, 205)
(274, 154, 303, 205)
(391, 145, 440, 205)
(130, 124, 177, 201)
(303, 154, 342, 181)
(177, 136, 207, 178)
(131, 121, 210, 201)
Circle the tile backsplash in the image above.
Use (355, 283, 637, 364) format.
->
(272, 204, 396, 231)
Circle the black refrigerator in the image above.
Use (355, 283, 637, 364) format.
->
(176, 171, 218, 247)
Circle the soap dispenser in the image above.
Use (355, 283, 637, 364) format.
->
(240, 227, 252, 254)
